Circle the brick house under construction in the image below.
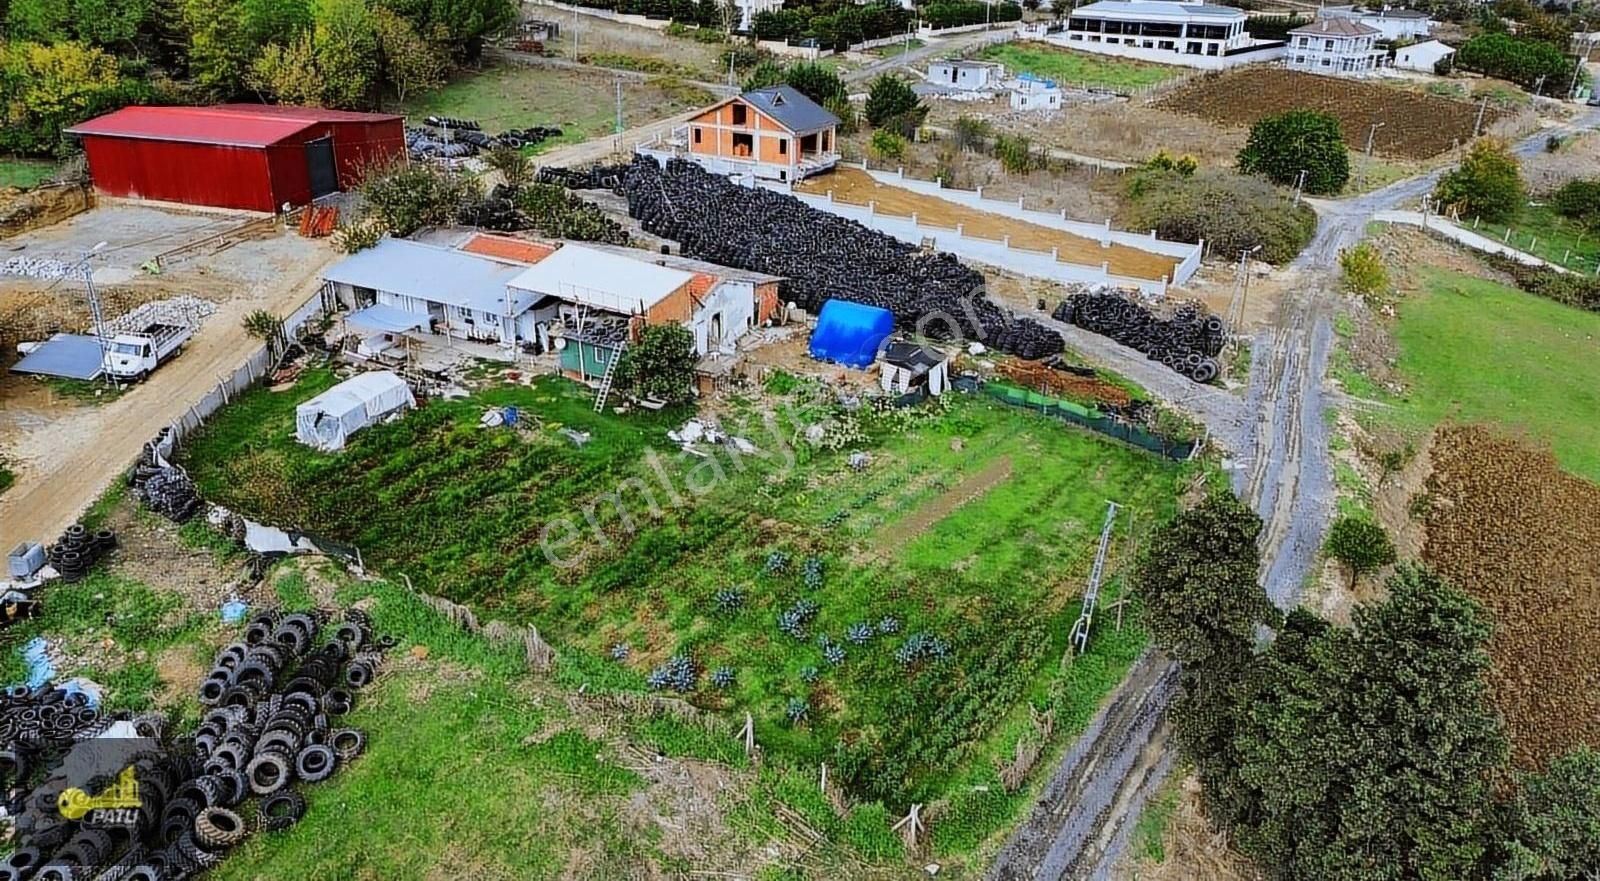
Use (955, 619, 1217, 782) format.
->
(641, 86, 840, 183)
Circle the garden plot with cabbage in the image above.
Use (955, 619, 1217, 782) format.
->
(176, 366, 1190, 860)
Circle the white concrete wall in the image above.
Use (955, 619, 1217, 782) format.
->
(860, 166, 1203, 283)
(1045, 33, 1283, 69)
(691, 280, 756, 354)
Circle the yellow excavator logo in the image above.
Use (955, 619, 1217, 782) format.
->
(57, 765, 141, 820)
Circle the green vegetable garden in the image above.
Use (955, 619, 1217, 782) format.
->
(178, 369, 1188, 844)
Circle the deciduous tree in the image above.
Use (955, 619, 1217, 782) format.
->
(1500, 747, 1600, 880)
(616, 323, 697, 404)
(1237, 109, 1350, 195)
(1324, 514, 1396, 587)
(372, 5, 444, 103)
(1434, 137, 1524, 222)
(0, 40, 133, 155)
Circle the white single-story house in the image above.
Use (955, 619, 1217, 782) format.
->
(1008, 73, 1063, 111)
(1318, 5, 1433, 41)
(927, 60, 1006, 91)
(1058, 0, 1285, 68)
(1393, 39, 1454, 72)
(1287, 18, 1384, 75)
(323, 239, 530, 345)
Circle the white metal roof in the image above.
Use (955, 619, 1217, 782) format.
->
(507, 243, 694, 315)
(322, 239, 532, 316)
(1071, 0, 1245, 20)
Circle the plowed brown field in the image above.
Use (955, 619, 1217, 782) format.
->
(1423, 425, 1600, 771)
(1156, 68, 1500, 160)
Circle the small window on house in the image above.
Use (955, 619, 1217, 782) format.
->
(731, 103, 748, 125)
(778, 138, 787, 156)
(1324, 39, 1334, 49)
(693, 127, 702, 144)
(771, 93, 785, 105)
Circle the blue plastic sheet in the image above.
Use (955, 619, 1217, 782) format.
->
(807, 300, 895, 369)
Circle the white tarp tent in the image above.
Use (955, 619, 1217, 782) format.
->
(295, 371, 415, 452)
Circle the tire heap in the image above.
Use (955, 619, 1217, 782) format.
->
(537, 164, 629, 192)
(128, 437, 201, 524)
(406, 117, 564, 161)
(0, 608, 391, 880)
(44, 524, 116, 584)
(1053, 294, 1226, 383)
(573, 157, 1065, 360)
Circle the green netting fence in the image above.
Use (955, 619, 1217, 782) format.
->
(982, 382, 1198, 461)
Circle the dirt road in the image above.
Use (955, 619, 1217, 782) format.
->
(985, 107, 1600, 881)
(0, 240, 338, 547)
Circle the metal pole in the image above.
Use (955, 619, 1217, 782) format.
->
(1569, 21, 1587, 99)
(615, 77, 623, 135)
(1292, 168, 1307, 205)
(1474, 95, 1487, 137)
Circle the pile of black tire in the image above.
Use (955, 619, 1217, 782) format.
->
(128, 439, 201, 523)
(0, 607, 390, 880)
(407, 117, 564, 160)
(537, 164, 628, 192)
(548, 156, 1066, 360)
(44, 524, 116, 584)
(1053, 294, 1226, 384)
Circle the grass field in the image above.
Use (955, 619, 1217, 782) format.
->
(0, 156, 56, 188)
(176, 369, 1186, 863)
(401, 64, 715, 153)
(1375, 268, 1600, 481)
(1467, 204, 1600, 274)
(978, 42, 1183, 91)
(870, 37, 924, 58)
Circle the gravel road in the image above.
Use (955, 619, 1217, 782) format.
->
(985, 109, 1600, 881)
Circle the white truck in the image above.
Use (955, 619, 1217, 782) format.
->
(102, 322, 193, 381)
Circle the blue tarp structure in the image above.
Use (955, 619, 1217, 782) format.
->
(11, 333, 104, 380)
(346, 303, 428, 334)
(808, 300, 895, 369)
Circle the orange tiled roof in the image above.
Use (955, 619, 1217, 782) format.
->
(687, 272, 717, 301)
(461, 233, 556, 265)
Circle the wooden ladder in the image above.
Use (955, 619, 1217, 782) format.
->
(593, 339, 627, 413)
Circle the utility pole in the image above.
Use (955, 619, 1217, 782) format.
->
(1473, 95, 1488, 137)
(1292, 168, 1308, 205)
(1362, 121, 1385, 187)
(1569, 19, 1587, 100)
(1534, 73, 1547, 97)
(615, 77, 623, 135)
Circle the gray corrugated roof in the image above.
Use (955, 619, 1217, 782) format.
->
(1072, 0, 1245, 17)
(742, 86, 839, 134)
(1291, 17, 1380, 36)
(322, 239, 532, 315)
(576, 241, 784, 285)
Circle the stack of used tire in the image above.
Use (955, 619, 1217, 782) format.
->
(537, 163, 628, 193)
(541, 156, 1066, 361)
(44, 524, 116, 583)
(129, 440, 202, 523)
(1053, 293, 1226, 384)
(0, 607, 391, 880)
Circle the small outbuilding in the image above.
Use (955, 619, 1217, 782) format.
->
(1008, 73, 1063, 112)
(880, 341, 951, 397)
(294, 371, 415, 452)
(808, 300, 895, 369)
(1392, 39, 1454, 73)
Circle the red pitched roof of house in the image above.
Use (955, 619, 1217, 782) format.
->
(686, 272, 717, 302)
(460, 233, 558, 265)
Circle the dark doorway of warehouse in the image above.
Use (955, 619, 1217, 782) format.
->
(306, 137, 337, 198)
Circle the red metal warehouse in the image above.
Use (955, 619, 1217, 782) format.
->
(65, 105, 405, 213)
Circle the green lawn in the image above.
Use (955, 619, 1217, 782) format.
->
(0, 156, 56, 188)
(177, 369, 1186, 863)
(978, 42, 1183, 91)
(400, 64, 714, 153)
(1468, 204, 1600, 274)
(1379, 268, 1600, 481)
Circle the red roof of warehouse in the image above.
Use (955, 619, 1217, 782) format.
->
(65, 104, 400, 148)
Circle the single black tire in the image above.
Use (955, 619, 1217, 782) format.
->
(194, 806, 247, 851)
(295, 744, 337, 783)
(322, 688, 354, 716)
(256, 790, 307, 832)
(329, 728, 365, 763)
(246, 752, 293, 795)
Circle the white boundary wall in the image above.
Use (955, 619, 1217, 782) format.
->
(1042, 33, 1285, 69)
(853, 165, 1202, 285)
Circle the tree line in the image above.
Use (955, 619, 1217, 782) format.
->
(0, 0, 518, 155)
(1135, 491, 1600, 881)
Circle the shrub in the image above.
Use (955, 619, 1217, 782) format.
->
(951, 115, 993, 152)
(785, 61, 845, 104)
(1454, 32, 1574, 90)
(1237, 109, 1350, 195)
(511, 183, 629, 244)
(1433, 137, 1523, 222)
(1123, 169, 1318, 265)
(1483, 254, 1600, 313)
(1552, 178, 1600, 230)
(1324, 514, 1396, 587)
(740, 58, 785, 91)
(615, 323, 697, 404)
(869, 128, 908, 161)
(864, 74, 921, 127)
(1144, 149, 1198, 177)
(1339, 241, 1388, 298)
(824, 94, 857, 135)
(359, 161, 482, 238)
(993, 133, 1036, 174)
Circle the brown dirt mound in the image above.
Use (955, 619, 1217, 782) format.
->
(1422, 424, 1600, 771)
(996, 359, 1133, 407)
(1156, 68, 1502, 160)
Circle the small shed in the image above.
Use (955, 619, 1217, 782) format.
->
(808, 300, 895, 369)
(294, 371, 415, 452)
(1393, 39, 1454, 73)
(1009, 73, 1063, 112)
(880, 341, 951, 396)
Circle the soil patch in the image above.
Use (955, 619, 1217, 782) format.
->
(1422, 424, 1600, 772)
(996, 358, 1132, 407)
(1156, 68, 1507, 160)
(797, 166, 1181, 282)
(881, 455, 1013, 551)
